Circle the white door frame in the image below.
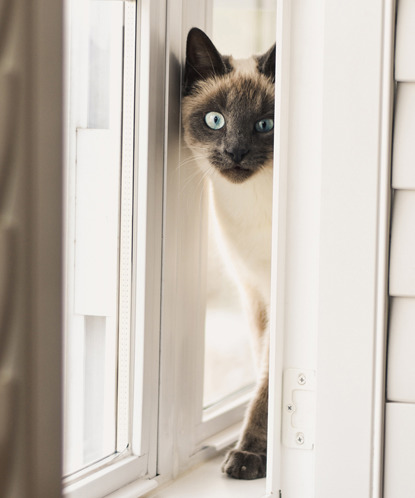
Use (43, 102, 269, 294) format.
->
(267, 1, 395, 496)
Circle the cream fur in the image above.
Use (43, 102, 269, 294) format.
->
(208, 162, 273, 308)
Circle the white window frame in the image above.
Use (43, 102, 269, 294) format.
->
(63, 0, 166, 495)
(63, 0, 125, 476)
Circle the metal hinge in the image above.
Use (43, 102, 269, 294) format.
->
(282, 368, 316, 450)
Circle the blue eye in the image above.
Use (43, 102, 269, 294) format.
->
(255, 118, 274, 133)
(205, 112, 225, 130)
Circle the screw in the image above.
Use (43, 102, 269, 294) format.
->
(298, 373, 307, 385)
(296, 432, 305, 445)
(287, 403, 296, 413)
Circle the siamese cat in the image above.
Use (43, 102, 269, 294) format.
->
(182, 28, 275, 480)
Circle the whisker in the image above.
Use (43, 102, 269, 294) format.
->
(177, 155, 208, 170)
(181, 144, 210, 152)
(196, 168, 213, 191)
(180, 164, 214, 194)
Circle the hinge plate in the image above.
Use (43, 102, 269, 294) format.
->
(282, 368, 316, 450)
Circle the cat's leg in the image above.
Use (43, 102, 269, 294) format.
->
(222, 350, 268, 480)
(241, 285, 268, 372)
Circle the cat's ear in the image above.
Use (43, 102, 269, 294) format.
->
(184, 28, 229, 94)
(257, 44, 276, 82)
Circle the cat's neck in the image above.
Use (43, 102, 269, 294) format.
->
(209, 163, 274, 227)
(208, 163, 273, 302)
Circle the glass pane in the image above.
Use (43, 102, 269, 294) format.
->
(63, 0, 131, 477)
(203, 0, 277, 408)
(204, 215, 256, 408)
(212, 0, 276, 57)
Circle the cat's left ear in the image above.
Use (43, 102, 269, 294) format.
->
(257, 44, 276, 82)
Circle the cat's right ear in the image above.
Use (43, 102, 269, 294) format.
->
(257, 43, 276, 82)
(184, 28, 229, 94)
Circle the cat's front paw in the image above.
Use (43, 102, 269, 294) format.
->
(221, 449, 266, 480)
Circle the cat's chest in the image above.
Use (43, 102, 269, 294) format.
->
(210, 168, 273, 284)
(215, 183, 271, 240)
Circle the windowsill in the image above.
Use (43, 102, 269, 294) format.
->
(143, 452, 266, 498)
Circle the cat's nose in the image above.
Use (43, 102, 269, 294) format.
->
(225, 147, 249, 163)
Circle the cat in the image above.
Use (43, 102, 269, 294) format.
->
(182, 27, 275, 480)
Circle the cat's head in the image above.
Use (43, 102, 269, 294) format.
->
(182, 28, 275, 184)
